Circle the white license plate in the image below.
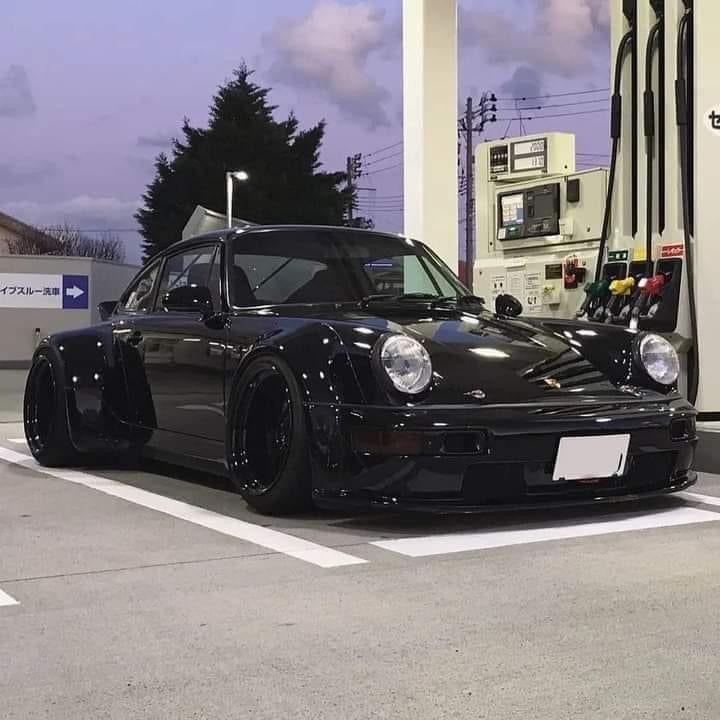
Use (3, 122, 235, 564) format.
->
(552, 434, 631, 482)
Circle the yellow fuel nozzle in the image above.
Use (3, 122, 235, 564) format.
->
(609, 277, 635, 296)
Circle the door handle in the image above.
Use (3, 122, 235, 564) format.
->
(128, 330, 143, 347)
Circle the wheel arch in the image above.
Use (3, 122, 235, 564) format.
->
(31, 328, 139, 453)
(226, 322, 365, 490)
(227, 322, 365, 409)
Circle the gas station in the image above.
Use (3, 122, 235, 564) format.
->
(2, 2, 720, 717)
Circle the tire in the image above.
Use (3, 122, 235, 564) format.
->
(226, 355, 312, 514)
(24, 345, 81, 467)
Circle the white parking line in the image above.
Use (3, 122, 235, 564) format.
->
(7, 438, 26, 445)
(0, 447, 367, 569)
(0, 588, 19, 607)
(372, 506, 720, 558)
(679, 491, 720, 507)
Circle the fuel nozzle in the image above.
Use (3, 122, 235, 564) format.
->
(629, 274, 666, 329)
(575, 279, 610, 321)
(640, 274, 666, 297)
(603, 276, 636, 323)
(610, 277, 636, 297)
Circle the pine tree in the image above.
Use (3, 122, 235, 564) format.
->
(136, 65, 348, 259)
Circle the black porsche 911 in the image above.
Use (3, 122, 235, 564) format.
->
(24, 225, 697, 513)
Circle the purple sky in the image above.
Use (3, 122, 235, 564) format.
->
(0, 0, 610, 264)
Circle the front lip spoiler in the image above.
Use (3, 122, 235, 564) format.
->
(314, 472, 698, 515)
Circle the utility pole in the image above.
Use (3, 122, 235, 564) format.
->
(460, 92, 497, 288)
(464, 97, 474, 287)
(346, 153, 363, 224)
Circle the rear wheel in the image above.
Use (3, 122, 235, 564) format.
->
(226, 356, 312, 514)
(24, 346, 81, 467)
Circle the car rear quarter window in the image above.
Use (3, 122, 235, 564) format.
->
(118, 262, 160, 314)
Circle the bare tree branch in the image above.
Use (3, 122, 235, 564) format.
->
(7, 224, 126, 262)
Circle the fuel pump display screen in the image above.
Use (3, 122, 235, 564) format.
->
(511, 138, 548, 173)
(497, 183, 560, 241)
(500, 193, 524, 226)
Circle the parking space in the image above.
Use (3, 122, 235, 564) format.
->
(2, 381, 720, 718)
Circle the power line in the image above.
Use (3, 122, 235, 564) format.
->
(495, 107, 610, 122)
(73, 228, 140, 233)
(498, 97, 610, 112)
(363, 150, 404, 168)
(357, 191, 404, 198)
(497, 87, 610, 101)
(364, 140, 403, 157)
(356, 198, 404, 205)
(359, 162, 403, 177)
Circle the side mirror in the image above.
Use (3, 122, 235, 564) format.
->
(98, 301, 117, 321)
(162, 285, 213, 314)
(495, 293, 523, 318)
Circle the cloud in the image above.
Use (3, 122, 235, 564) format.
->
(0, 161, 56, 188)
(0, 65, 36, 118)
(3, 196, 140, 231)
(264, 1, 394, 129)
(461, 0, 609, 81)
(500, 66, 544, 101)
(137, 133, 174, 149)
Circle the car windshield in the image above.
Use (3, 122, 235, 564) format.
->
(229, 229, 468, 307)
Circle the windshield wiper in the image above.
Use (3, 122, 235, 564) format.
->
(361, 293, 485, 306)
(361, 292, 438, 304)
(432, 294, 485, 307)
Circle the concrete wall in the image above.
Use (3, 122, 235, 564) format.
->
(0, 255, 139, 366)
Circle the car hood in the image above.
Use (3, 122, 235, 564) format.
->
(261, 302, 652, 405)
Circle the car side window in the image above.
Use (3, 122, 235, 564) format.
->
(155, 244, 218, 311)
(119, 262, 160, 314)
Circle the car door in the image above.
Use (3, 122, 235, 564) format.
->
(127, 242, 227, 442)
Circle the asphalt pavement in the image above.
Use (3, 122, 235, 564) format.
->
(1, 370, 719, 719)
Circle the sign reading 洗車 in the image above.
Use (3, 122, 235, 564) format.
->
(0, 273, 89, 309)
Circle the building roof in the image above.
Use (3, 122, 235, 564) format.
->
(0, 210, 56, 243)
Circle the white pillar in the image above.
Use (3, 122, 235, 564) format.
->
(402, 0, 459, 273)
(694, 0, 720, 413)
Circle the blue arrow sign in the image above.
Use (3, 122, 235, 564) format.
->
(62, 274, 89, 309)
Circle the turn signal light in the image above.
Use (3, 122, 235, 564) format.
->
(352, 429, 425, 456)
(352, 429, 489, 456)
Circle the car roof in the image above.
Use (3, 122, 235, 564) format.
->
(156, 224, 415, 260)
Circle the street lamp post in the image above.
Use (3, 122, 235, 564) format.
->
(226, 170, 249, 228)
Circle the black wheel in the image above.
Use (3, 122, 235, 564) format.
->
(24, 346, 81, 467)
(226, 356, 312, 514)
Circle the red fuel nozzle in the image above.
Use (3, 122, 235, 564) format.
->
(639, 274, 665, 296)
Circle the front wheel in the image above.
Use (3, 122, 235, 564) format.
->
(226, 356, 312, 514)
(24, 346, 81, 467)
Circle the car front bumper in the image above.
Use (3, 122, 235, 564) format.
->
(305, 397, 698, 512)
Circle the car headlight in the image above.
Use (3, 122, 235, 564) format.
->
(379, 335, 432, 395)
(637, 333, 679, 385)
